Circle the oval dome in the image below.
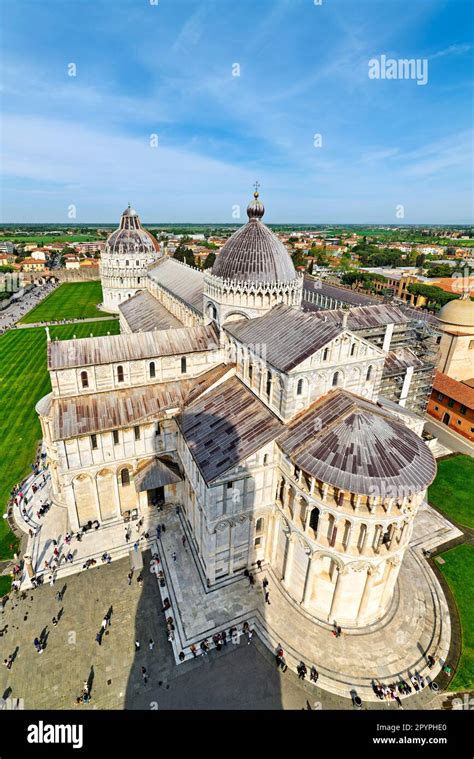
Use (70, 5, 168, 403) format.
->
(438, 296, 474, 327)
(211, 192, 296, 284)
(105, 205, 160, 255)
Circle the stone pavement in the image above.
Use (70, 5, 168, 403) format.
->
(0, 553, 440, 711)
(11, 474, 460, 705)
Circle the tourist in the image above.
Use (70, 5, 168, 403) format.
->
(156, 525, 161, 540)
(141, 666, 148, 684)
(137, 573, 143, 584)
(101, 617, 108, 631)
(190, 644, 197, 657)
(310, 666, 319, 683)
(247, 629, 253, 645)
(257, 559, 262, 571)
(249, 572, 255, 587)
(95, 631, 102, 646)
(171, 551, 177, 562)
(181, 535, 186, 548)
(66, 552, 74, 563)
(149, 639, 155, 651)
(3, 656, 13, 670)
(127, 570, 133, 585)
(297, 661, 307, 680)
(264, 590, 270, 605)
(179, 651, 185, 662)
(135, 640, 140, 651)
(221, 630, 227, 646)
(33, 637, 43, 654)
(427, 655, 436, 669)
(125, 529, 131, 543)
(200, 639, 209, 655)
(52, 617, 58, 627)
(133, 542, 139, 552)
(262, 577, 269, 590)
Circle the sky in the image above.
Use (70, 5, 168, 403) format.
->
(0, 0, 473, 224)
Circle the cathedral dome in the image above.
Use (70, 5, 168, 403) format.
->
(105, 205, 160, 255)
(211, 190, 296, 284)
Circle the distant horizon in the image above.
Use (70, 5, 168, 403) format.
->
(0, 221, 473, 229)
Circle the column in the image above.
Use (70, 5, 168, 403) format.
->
(301, 556, 315, 607)
(378, 559, 399, 612)
(328, 565, 344, 620)
(265, 515, 275, 563)
(271, 517, 280, 566)
(282, 534, 295, 585)
(356, 567, 375, 622)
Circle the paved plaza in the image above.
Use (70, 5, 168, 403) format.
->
(0, 551, 445, 711)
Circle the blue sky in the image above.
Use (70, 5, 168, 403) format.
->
(1, 0, 473, 223)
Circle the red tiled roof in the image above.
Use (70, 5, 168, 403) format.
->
(432, 371, 474, 409)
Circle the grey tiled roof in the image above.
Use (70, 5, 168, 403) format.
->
(224, 305, 343, 371)
(310, 303, 409, 329)
(118, 290, 183, 332)
(134, 457, 182, 492)
(178, 376, 284, 483)
(212, 218, 296, 283)
(148, 258, 205, 314)
(279, 389, 436, 496)
(303, 279, 379, 306)
(382, 348, 423, 377)
(48, 323, 219, 369)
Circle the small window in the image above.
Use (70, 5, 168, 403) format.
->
(113, 430, 119, 445)
(91, 434, 97, 450)
(350, 344, 356, 356)
(263, 454, 269, 466)
(117, 365, 124, 383)
(254, 537, 261, 547)
(457, 419, 462, 425)
(134, 426, 140, 440)
(255, 518, 264, 533)
(323, 348, 329, 361)
(460, 405, 467, 415)
(447, 399, 455, 408)
(437, 392, 444, 401)
(434, 406, 439, 411)
(181, 357, 187, 374)
(248, 364, 253, 382)
(121, 468, 130, 486)
(137, 277, 140, 284)
(266, 371, 272, 398)
(155, 421, 161, 435)
(149, 361, 156, 378)
(296, 378, 303, 396)
(136, 260, 139, 266)
(332, 372, 340, 387)
(227, 482, 233, 490)
(366, 366, 372, 381)
(80, 370, 89, 388)
(125, 260, 129, 266)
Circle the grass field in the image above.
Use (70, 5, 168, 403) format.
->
(428, 455, 474, 529)
(19, 282, 108, 324)
(0, 320, 120, 558)
(0, 234, 104, 244)
(438, 544, 474, 692)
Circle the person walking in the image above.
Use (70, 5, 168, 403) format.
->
(262, 576, 269, 590)
(200, 639, 209, 656)
(135, 640, 140, 651)
(149, 639, 155, 651)
(95, 631, 102, 646)
(179, 651, 185, 662)
(310, 666, 319, 683)
(52, 617, 58, 627)
(156, 525, 161, 540)
(248, 572, 255, 587)
(127, 571, 133, 585)
(171, 551, 177, 562)
(101, 617, 108, 632)
(297, 661, 307, 680)
(190, 644, 197, 657)
(181, 535, 186, 548)
(257, 559, 262, 571)
(141, 666, 148, 684)
(264, 590, 270, 605)
(247, 629, 253, 645)
(34, 637, 43, 654)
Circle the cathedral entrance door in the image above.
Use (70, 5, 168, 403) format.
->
(147, 486, 164, 508)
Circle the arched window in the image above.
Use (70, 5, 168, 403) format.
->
(136, 260, 139, 266)
(117, 365, 124, 383)
(125, 260, 129, 266)
(350, 343, 356, 357)
(296, 378, 303, 396)
(121, 468, 130, 486)
(149, 361, 156, 378)
(323, 347, 329, 361)
(80, 370, 89, 388)
(266, 371, 272, 398)
(263, 454, 269, 466)
(181, 357, 187, 374)
(332, 371, 340, 387)
(248, 363, 253, 383)
(255, 518, 264, 533)
(366, 365, 373, 381)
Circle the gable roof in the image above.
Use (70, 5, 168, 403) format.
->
(177, 375, 284, 483)
(279, 389, 436, 495)
(224, 305, 344, 371)
(433, 371, 474, 409)
(148, 257, 205, 314)
(48, 323, 219, 370)
(118, 290, 183, 332)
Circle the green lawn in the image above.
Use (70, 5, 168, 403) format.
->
(428, 455, 474, 529)
(0, 575, 12, 597)
(19, 281, 108, 323)
(438, 544, 474, 692)
(0, 320, 120, 558)
(0, 234, 104, 244)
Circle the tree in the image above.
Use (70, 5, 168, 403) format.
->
(203, 252, 216, 269)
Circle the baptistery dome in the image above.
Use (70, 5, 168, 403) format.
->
(105, 205, 160, 255)
(100, 205, 161, 313)
(211, 191, 296, 284)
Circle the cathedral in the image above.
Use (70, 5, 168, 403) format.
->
(36, 191, 437, 627)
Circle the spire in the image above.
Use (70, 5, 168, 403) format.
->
(247, 183, 265, 220)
